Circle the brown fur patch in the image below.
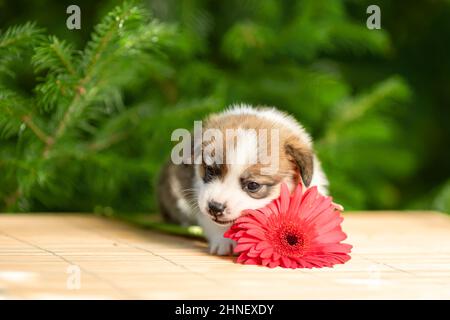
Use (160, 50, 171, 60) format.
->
(201, 108, 313, 186)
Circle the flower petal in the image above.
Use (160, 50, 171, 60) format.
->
(261, 258, 271, 266)
(247, 247, 261, 258)
(255, 241, 272, 251)
(268, 261, 280, 268)
(243, 258, 259, 265)
(234, 243, 255, 253)
(314, 229, 347, 243)
(238, 236, 260, 244)
(245, 228, 267, 240)
(288, 184, 303, 217)
(238, 223, 266, 232)
(260, 247, 274, 258)
(236, 216, 261, 224)
(250, 211, 269, 225)
(236, 253, 249, 263)
(279, 183, 291, 213)
(280, 256, 292, 268)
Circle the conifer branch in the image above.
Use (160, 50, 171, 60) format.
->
(0, 89, 51, 143)
(319, 76, 410, 146)
(32, 36, 77, 76)
(49, 40, 77, 76)
(44, 4, 141, 157)
(22, 115, 54, 145)
(88, 132, 128, 152)
(83, 30, 115, 81)
(0, 22, 41, 49)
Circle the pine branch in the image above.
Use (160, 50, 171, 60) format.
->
(32, 36, 77, 76)
(319, 76, 410, 146)
(44, 3, 146, 153)
(31, 37, 78, 113)
(0, 22, 41, 49)
(0, 90, 29, 139)
(0, 22, 43, 77)
(21, 115, 54, 145)
(88, 132, 128, 152)
(42, 2, 170, 158)
(0, 89, 53, 150)
(34, 74, 75, 112)
(81, 2, 146, 83)
(53, 94, 82, 139)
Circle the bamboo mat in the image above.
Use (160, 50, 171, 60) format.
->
(0, 212, 449, 299)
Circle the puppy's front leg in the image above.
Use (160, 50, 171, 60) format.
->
(197, 214, 236, 255)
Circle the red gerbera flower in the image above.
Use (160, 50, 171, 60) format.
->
(224, 183, 352, 269)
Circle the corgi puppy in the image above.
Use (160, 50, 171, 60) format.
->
(157, 104, 328, 255)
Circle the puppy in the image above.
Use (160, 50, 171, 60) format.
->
(157, 104, 328, 255)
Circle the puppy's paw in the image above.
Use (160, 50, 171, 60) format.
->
(209, 237, 236, 256)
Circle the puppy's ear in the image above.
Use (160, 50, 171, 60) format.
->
(284, 138, 314, 187)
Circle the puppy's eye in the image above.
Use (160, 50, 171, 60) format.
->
(204, 165, 219, 183)
(246, 181, 261, 193)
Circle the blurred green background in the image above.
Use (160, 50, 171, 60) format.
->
(0, 0, 449, 215)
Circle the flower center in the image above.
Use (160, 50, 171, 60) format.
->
(285, 233, 299, 246)
(267, 221, 309, 258)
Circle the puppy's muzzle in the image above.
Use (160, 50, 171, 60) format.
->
(207, 201, 226, 217)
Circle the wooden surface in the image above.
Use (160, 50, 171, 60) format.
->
(0, 212, 449, 299)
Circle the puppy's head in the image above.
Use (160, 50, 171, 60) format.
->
(194, 108, 314, 226)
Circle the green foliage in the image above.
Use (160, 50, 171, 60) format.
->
(433, 181, 450, 214)
(0, 0, 448, 214)
(317, 76, 413, 209)
(0, 22, 43, 76)
(0, 2, 186, 212)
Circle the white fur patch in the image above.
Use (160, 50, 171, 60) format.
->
(223, 103, 313, 147)
(225, 128, 258, 165)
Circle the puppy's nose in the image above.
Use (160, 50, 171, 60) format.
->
(208, 201, 226, 217)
